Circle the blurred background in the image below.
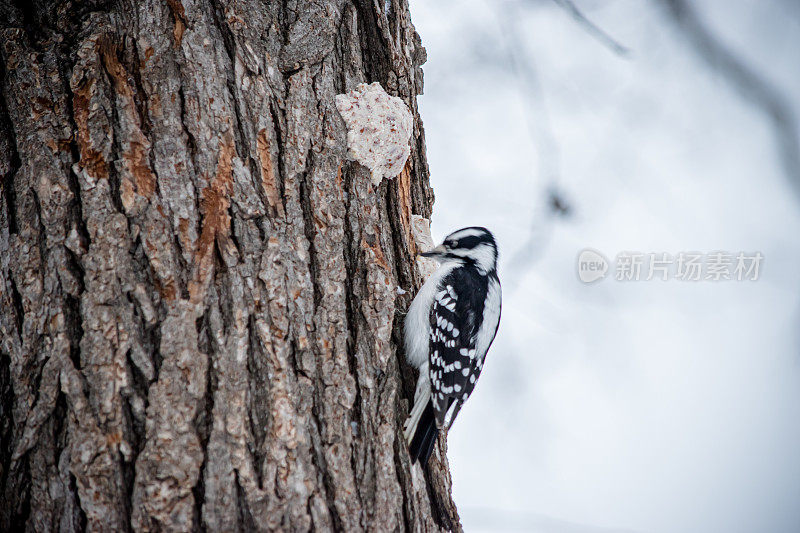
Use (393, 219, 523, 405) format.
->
(408, 0, 800, 531)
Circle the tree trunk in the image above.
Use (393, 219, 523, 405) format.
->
(0, 0, 460, 530)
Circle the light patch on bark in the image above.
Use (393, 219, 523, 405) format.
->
(411, 214, 438, 278)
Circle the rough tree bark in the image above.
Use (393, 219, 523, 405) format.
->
(0, 0, 461, 530)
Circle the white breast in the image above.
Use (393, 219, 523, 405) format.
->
(404, 262, 459, 370)
(474, 277, 501, 363)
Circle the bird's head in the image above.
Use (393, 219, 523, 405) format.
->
(420, 226, 498, 273)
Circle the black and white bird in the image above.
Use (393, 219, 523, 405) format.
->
(404, 226, 502, 466)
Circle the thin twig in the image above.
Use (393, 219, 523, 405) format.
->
(492, 3, 567, 290)
(552, 0, 631, 57)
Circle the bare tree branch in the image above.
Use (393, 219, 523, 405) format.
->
(552, 0, 631, 57)
(660, 0, 800, 199)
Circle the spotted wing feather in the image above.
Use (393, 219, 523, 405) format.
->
(428, 269, 489, 427)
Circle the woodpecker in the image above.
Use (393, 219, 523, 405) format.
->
(403, 226, 502, 466)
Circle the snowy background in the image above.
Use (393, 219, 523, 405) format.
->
(408, 0, 800, 532)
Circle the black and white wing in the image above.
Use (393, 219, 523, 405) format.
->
(428, 271, 499, 428)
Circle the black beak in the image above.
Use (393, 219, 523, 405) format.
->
(419, 244, 446, 258)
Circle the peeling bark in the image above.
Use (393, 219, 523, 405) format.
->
(0, 0, 457, 531)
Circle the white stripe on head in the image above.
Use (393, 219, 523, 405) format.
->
(446, 227, 489, 241)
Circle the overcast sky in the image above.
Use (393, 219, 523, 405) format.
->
(409, 1, 800, 531)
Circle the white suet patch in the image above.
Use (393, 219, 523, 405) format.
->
(335, 82, 413, 185)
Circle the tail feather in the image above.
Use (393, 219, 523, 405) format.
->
(409, 400, 439, 466)
(419, 419, 438, 466)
